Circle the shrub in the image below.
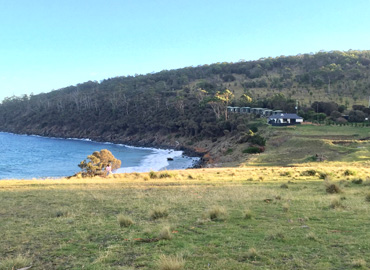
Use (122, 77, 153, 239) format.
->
(150, 207, 169, 220)
(159, 171, 172, 178)
(249, 134, 266, 146)
(243, 146, 263, 154)
(117, 214, 134, 227)
(280, 172, 291, 177)
(344, 169, 357, 176)
(365, 193, 370, 202)
(351, 179, 363, 184)
(205, 206, 228, 221)
(225, 148, 233, 155)
(78, 149, 121, 177)
(300, 169, 317, 176)
(157, 254, 185, 270)
(149, 171, 158, 179)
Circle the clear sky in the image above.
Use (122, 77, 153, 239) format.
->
(0, 0, 369, 102)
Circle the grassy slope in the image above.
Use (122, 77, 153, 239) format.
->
(245, 124, 370, 166)
(1, 166, 370, 270)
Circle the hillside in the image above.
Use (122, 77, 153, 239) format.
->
(0, 50, 369, 165)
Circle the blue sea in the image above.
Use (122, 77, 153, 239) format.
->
(0, 132, 199, 179)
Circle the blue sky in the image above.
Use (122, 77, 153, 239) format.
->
(1, 0, 369, 101)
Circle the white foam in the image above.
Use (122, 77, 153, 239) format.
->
(115, 148, 185, 173)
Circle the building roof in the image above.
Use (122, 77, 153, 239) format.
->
(268, 113, 303, 120)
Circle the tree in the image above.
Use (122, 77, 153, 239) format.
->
(348, 110, 366, 122)
(78, 149, 121, 177)
(215, 89, 234, 119)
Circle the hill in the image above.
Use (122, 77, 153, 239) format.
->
(0, 50, 369, 165)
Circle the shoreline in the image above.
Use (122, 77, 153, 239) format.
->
(0, 131, 204, 179)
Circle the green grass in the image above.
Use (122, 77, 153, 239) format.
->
(1, 166, 370, 269)
(249, 124, 370, 166)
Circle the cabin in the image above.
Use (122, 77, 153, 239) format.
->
(251, 108, 264, 115)
(272, 110, 283, 115)
(268, 113, 303, 126)
(227, 106, 240, 113)
(262, 109, 273, 117)
(240, 107, 251, 113)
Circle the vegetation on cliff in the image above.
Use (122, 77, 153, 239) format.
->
(0, 50, 369, 155)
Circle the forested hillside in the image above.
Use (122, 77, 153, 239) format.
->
(0, 50, 369, 162)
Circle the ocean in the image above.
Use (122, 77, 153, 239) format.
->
(0, 132, 199, 179)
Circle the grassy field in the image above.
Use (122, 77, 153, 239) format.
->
(1, 165, 370, 270)
(247, 124, 370, 166)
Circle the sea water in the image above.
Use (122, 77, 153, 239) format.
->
(0, 132, 199, 179)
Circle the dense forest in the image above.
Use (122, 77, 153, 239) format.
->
(0, 50, 369, 152)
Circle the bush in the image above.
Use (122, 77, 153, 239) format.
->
(300, 169, 317, 176)
(344, 169, 357, 176)
(159, 171, 172, 178)
(78, 149, 121, 177)
(351, 179, 363, 184)
(249, 134, 266, 146)
(243, 146, 263, 154)
(149, 171, 158, 179)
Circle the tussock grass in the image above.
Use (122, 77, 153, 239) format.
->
(0, 255, 32, 270)
(245, 248, 259, 260)
(159, 171, 172, 178)
(244, 209, 253, 219)
(351, 259, 366, 268)
(265, 229, 286, 241)
(204, 206, 228, 221)
(157, 254, 185, 270)
(158, 226, 173, 240)
(325, 182, 342, 194)
(117, 214, 134, 227)
(280, 183, 288, 189)
(330, 197, 344, 209)
(282, 203, 290, 213)
(150, 206, 169, 220)
(306, 232, 318, 241)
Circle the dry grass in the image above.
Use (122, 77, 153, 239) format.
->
(150, 206, 169, 220)
(1, 164, 370, 269)
(157, 254, 185, 270)
(117, 214, 134, 227)
(0, 255, 32, 270)
(204, 206, 228, 221)
(158, 226, 173, 240)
